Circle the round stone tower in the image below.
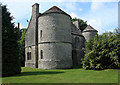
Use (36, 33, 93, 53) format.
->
(82, 25, 98, 41)
(38, 6, 72, 69)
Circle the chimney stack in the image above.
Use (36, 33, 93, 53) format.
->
(73, 20, 80, 30)
(32, 3, 39, 18)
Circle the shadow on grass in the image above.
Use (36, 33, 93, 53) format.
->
(72, 65, 82, 69)
(14, 71, 64, 77)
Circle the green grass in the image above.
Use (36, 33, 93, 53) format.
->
(2, 67, 119, 83)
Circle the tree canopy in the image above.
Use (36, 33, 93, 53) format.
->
(18, 28, 27, 67)
(2, 5, 21, 76)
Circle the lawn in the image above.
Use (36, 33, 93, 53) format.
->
(2, 67, 119, 83)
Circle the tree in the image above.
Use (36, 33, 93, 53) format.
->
(82, 29, 120, 70)
(18, 28, 27, 67)
(2, 5, 21, 76)
(72, 17, 87, 31)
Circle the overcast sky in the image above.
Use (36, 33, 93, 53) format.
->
(1, 0, 119, 34)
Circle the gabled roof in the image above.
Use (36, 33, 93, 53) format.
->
(83, 25, 98, 32)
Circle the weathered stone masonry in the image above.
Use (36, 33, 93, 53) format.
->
(25, 3, 98, 69)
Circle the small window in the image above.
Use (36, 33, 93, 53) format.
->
(27, 52, 31, 60)
(27, 52, 29, 60)
(40, 30, 42, 38)
(41, 50, 43, 59)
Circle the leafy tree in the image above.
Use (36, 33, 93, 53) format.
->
(2, 5, 21, 76)
(82, 29, 120, 70)
(72, 17, 87, 31)
(18, 28, 27, 67)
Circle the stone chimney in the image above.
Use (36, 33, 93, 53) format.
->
(73, 20, 80, 30)
(32, 3, 39, 44)
(73, 20, 81, 33)
(32, 3, 39, 18)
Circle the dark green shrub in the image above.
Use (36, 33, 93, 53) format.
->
(82, 30, 120, 70)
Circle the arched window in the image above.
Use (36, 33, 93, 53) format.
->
(27, 52, 29, 60)
(27, 52, 31, 60)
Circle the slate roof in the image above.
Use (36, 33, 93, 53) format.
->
(44, 6, 65, 13)
(42, 6, 70, 17)
(83, 25, 98, 32)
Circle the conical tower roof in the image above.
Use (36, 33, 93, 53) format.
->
(83, 25, 98, 32)
(43, 6, 70, 17)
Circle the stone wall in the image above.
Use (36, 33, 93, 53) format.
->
(38, 43, 72, 69)
(38, 13, 72, 69)
(25, 3, 39, 68)
(71, 22, 85, 66)
(38, 13, 71, 43)
(25, 46, 38, 68)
